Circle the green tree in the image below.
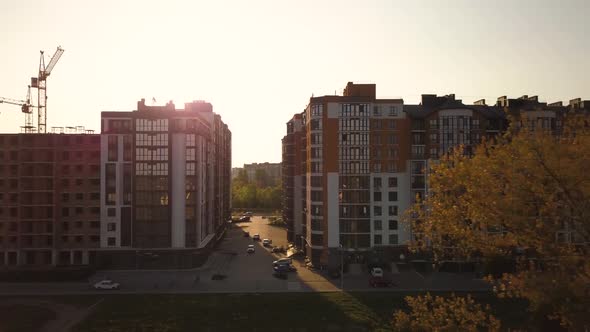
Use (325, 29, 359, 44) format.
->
(406, 116, 590, 329)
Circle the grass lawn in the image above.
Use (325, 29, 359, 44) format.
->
(0, 304, 56, 332)
(70, 292, 528, 332)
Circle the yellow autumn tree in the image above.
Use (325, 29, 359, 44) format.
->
(392, 293, 500, 332)
(406, 116, 590, 330)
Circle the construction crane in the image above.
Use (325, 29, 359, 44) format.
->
(30, 46, 64, 133)
(0, 85, 33, 115)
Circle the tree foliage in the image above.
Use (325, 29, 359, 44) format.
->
(392, 293, 500, 332)
(232, 169, 282, 210)
(406, 116, 590, 329)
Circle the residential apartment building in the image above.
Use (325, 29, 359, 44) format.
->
(100, 99, 231, 254)
(233, 162, 282, 186)
(0, 133, 101, 267)
(282, 82, 589, 267)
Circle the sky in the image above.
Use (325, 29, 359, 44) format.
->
(0, 0, 588, 167)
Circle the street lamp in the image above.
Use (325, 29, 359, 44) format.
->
(339, 244, 344, 290)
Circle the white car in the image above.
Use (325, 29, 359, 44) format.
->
(370, 267, 384, 278)
(93, 279, 120, 290)
(247, 245, 255, 254)
(262, 239, 271, 247)
(273, 258, 293, 266)
(252, 234, 260, 241)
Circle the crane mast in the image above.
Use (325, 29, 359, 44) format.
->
(30, 46, 64, 133)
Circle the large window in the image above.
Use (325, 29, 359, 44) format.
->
(136, 119, 168, 132)
(107, 136, 118, 161)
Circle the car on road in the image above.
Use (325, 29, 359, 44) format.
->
(93, 279, 120, 290)
(252, 234, 260, 241)
(370, 267, 384, 278)
(243, 231, 250, 237)
(262, 238, 271, 247)
(244, 211, 253, 217)
(247, 245, 255, 254)
(369, 276, 394, 288)
(274, 264, 296, 273)
(239, 216, 250, 222)
(273, 258, 293, 266)
(271, 246, 280, 253)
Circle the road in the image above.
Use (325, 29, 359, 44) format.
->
(0, 215, 491, 295)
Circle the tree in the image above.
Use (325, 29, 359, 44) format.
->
(254, 169, 271, 187)
(392, 293, 500, 332)
(406, 117, 590, 329)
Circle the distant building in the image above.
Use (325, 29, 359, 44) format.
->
(0, 133, 101, 267)
(232, 162, 282, 186)
(282, 81, 589, 268)
(100, 99, 231, 253)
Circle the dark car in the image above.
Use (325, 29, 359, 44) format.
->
(369, 276, 394, 288)
(239, 216, 250, 222)
(243, 231, 249, 237)
(273, 264, 296, 273)
(272, 271, 288, 279)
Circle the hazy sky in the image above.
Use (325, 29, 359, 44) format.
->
(1, 0, 588, 167)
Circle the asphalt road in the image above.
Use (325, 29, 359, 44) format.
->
(0, 215, 491, 295)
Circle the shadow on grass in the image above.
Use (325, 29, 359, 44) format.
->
(0, 304, 56, 332)
(73, 293, 399, 332)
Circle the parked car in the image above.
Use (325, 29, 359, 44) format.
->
(272, 271, 288, 279)
(273, 264, 296, 273)
(243, 231, 250, 237)
(239, 216, 250, 222)
(252, 234, 261, 241)
(369, 276, 393, 288)
(244, 212, 253, 217)
(93, 279, 120, 290)
(271, 246, 280, 253)
(273, 258, 293, 266)
(370, 267, 384, 278)
(247, 245, 255, 254)
(262, 239, 271, 247)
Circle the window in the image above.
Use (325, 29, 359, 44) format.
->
(374, 220, 382, 231)
(388, 106, 397, 116)
(388, 120, 396, 129)
(373, 163, 381, 172)
(107, 237, 116, 246)
(388, 192, 398, 202)
(75, 236, 83, 243)
(91, 235, 100, 243)
(76, 193, 84, 200)
(388, 134, 398, 145)
(373, 192, 381, 202)
(108, 135, 118, 161)
(372, 105, 381, 116)
(373, 206, 382, 216)
(90, 193, 100, 200)
(388, 177, 397, 188)
(75, 221, 83, 228)
(62, 193, 69, 202)
(373, 177, 381, 190)
(389, 220, 398, 230)
(123, 135, 132, 161)
(107, 223, 116, 231)
(107, 208, 116, 217)
(75, 207, 83, 215)
(374, 234, 382, 245)
(388, 206, 398, 216)
(62, 208, 69, 217)
(76, 179, 83, 186)
(389, 234, 399, 245)
(90, 221, 100, 228)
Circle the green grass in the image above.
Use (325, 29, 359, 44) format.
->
(69, 292, 528, 332)
(0, 304, 56, 332)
